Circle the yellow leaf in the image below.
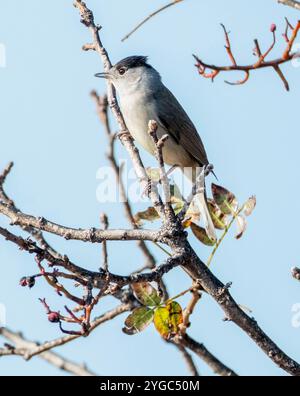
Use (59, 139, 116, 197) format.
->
(153, 301, 183, 339)
(208, 199, 228, 230)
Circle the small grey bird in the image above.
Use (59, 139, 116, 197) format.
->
(96, 56, 216, 240)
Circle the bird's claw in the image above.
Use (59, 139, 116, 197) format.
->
(116, 130, 132, 140)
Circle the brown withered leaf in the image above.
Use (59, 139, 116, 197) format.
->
(190, 222, 216, 246)
(132, 282, 162, 306)
(134, 206, 160, 225)
(235, 215, 247, 239)
(243, 196, 257, 217)
(211, 183, 238, 215)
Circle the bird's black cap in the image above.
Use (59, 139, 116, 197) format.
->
(114, 56, 151, 70)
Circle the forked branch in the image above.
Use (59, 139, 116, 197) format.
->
(194, 20, 300, 91)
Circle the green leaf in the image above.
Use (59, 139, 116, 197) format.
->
(154, 301, 183, 339)
(211, 183, 238, 215)
(190, 222, 216, 246)
(123, 307, 154, 335)
(208, 199, 228, 230)
(132, 282, 162, 306)
(243, 196, 256, 217)
(134, 206, 160, 225)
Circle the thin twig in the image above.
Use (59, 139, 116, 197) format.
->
(180, 287, 202, 334)
(21, 304, 132, 360)
(121, 0, 185, 42)
(100, 213, 109, 271)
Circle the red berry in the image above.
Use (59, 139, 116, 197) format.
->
(19, 277, 28, 287)
(270, 24, 277, 33)
(48, 312, 60, 323)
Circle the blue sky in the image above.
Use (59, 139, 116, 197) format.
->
(0, 0, 300, 376)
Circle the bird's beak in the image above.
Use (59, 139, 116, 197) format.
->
(95, 72, 110, 79)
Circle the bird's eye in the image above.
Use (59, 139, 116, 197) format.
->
(118, 67, 126, 75)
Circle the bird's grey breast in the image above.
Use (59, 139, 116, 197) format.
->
(119, 91, 159, 155)
(119, 90, 196, 168)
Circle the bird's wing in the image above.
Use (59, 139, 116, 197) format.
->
(153, 86, 209, 166)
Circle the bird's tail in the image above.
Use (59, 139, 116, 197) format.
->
(185, 166, 217, 242)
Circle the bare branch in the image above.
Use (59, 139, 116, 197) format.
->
(121, 0, 185, 42)
(148, 120, 175, 223)
(174, 334, 238, 376)
(0, 328, 96, 376)
(0, 201, 161, 243)
(174, 344, 200, 376)
(194, 21, 300, 91)
(0, 226, 181, 289)
(183, 250, 300, 376)
(14, 304, 131, 360)
(278, 0, 300, 10)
